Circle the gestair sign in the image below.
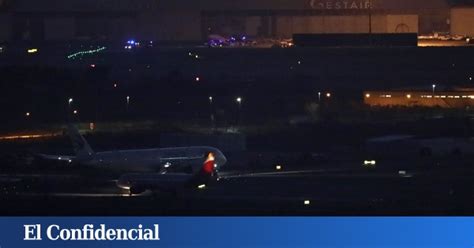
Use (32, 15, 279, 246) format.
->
(310, 0, 373, 9)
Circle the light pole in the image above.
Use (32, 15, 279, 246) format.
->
(236, 97, 242, 125)
(432, 84, 436, 95)
(67, 98, 74, 120)
(209, 96, 215, 128)
(318, 92, 321, 103)
(126, 96, 130, 112)
(236, 97, 242, 107)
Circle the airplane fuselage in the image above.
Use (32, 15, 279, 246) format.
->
(38, 124, 227, 195)
(81, 146, 226, 174)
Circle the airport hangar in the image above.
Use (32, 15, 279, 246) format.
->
(0, 0, 473, 43)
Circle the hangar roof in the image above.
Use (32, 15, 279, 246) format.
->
(9, 0, 450, 12)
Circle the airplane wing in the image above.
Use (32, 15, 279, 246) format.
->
(33, 124, 91, 164)
(36, 154, 75, 163)
(218, 168, 348, 179)
(160, 156, 202, 162)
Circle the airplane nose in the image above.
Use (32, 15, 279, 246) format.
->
(209, 148, 227, 167)
(220, 153, 227, 165)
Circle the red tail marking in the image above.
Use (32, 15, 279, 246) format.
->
(202, 152, 215, 174)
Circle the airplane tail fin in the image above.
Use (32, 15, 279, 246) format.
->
(201, 152, 216, 175)
(189, 152, 216, 187)
(67, 124, 94, 160)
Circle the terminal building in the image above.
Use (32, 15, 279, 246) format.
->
(364, 89, 474, 108)
(0, 0, 472, 42)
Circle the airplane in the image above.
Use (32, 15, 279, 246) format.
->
(116, 152, 218, 194)
(208, 34, 228, 47)
(38, 124, 227, 195)
(207, 34, 254, 47)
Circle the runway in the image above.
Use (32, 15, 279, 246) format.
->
(0, 165, 472, 215)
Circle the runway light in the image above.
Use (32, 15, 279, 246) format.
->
(67, 46, 106, 59)
(73, 110, 78, 114)
(304, 200, 311, 205)
(197, 184, 206, 189)
(113, 83, 117, 88)
(276, 165, 282, 170)
(195, 55, 199, 59)
(364, 160, 376, 166)
(90, 64, 96, 68)
(27, 48, 38, 54)
(25, 112, 30, 117)
(326, 93, 331, 98)
(0, 133, 60, 140)
(195, 77, 200, 82)
(236, 97, 242, 103)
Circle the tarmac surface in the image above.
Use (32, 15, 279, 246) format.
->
(0, 163, 472, 216)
